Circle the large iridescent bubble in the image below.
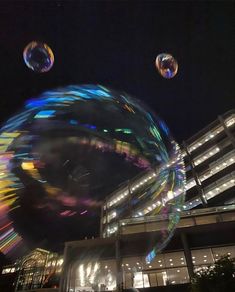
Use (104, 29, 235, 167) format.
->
(23, 41, 54, 73)
(0, 85, 185, 257)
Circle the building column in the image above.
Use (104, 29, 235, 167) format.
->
(181, 232, 194, 279)
(59, 245, 69, 292)
(100, 205, 104, 236)
(128, 180, 132, 218)
(218, 115, 235, 148)
(115, 237, 123, 292)
(14, 269, 22, 292)
(182, 141, 207, 207)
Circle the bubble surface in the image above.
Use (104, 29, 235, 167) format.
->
(0, 85, 185, 257)
(23, 41, 54, 73)
(155, 53, 178, 79)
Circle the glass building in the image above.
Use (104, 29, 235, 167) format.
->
(101, 109, 235, 235)
(60, 109, 235, 291)
(0, 248, 63, 291)
(1, 109, 235, 292)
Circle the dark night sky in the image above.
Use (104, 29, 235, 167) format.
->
(0, 1, 234, 265)
(0, 1, 234, 142)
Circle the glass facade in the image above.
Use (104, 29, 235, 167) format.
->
(61, 245, 235, 291)
(2, 245, 234, 291)
(1, 248, 62, 291)
(101, 110, 235, 234)
(68, 259, 117, 292)
(120, 246, 235, 288)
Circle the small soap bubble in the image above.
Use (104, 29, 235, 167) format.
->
(23, 41, 54, 73)
(155, 53, 178, 79)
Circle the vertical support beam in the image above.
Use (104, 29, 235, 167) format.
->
(115, 237, 123, 292)
(182, 141, 207, 207)
(101, 199, 108, 237)
(100, 204, 104, 237)
(105, 200, 108, 236)
(218, 115, 235, 149)
(14, 258, 25, 292)
(14, 269, 21, 292)
(181, 232, 194, 279)
(59, 245, 69, 292)
(41, 254, 49, 288)
(128, 180, 132, 218)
